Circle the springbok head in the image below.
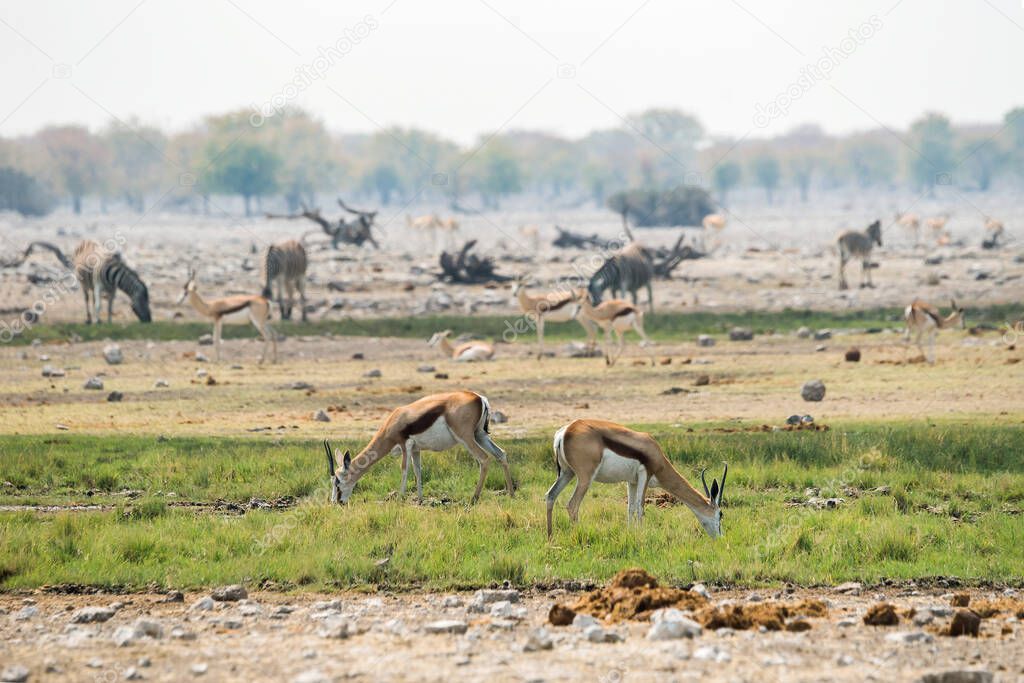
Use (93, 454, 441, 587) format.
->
(698, 464, 729, 538)
(176, 267, 197, 305)
(950, 299, 966, 329)
(428, 330, 452, 347)
(324, 440, 355, 504)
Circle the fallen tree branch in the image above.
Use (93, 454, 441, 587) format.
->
(437, 240, 511, 283)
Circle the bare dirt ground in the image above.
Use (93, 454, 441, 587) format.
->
(1, 585, 1020, 682)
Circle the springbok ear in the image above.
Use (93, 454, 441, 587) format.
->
(709, 478, 720, 503)
(343, 450, 351, 469)
(324, 440, 337, 477)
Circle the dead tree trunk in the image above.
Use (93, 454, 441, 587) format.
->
(438, 240, 511, 283)
(651, 234, 704, 278)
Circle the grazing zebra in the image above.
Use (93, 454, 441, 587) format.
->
(72, 240, 151, 324)
(587, 242, 654, 312)
(836, 220, 882, 290)
(261, 239, 308, 321)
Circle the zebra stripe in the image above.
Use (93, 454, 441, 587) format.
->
(587, 243, 654, 311)
(262, 239, 308, 321)
(72, 240, 151, 323)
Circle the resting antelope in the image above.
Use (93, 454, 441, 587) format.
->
(836, 219, 882, 290)
(575, 291, 654, 366)
(511, 278, 593, 359)
(323, 391, 514, 504)
(428, 330, 494, 362)
(547, 419, 727, 538)
(904, 299, 965, 364)
(177, 268, 277, 364)
(895, 211, 920, 245)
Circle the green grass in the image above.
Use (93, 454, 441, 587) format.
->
(11, 303, 1024, 346)
(1, 424, 1022, 591)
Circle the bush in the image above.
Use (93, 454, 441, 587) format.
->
(607, 185, 714, 227)
(0, 167, 56, 216)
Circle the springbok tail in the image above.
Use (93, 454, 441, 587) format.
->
(552, 424, 568, 476)
(474, 394, 506, 460)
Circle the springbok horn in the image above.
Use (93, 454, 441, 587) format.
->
(324, 440, 337, 477)
(700, 468, 710, 498)
(718, 463, 728, 503)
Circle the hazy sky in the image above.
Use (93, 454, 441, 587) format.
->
(1, 0, 1021, 144)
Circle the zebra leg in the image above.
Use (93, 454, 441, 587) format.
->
(646, 282, 654, 313)
(284, 281, 296, 321)
(106, 289, 114, 324)
(865, 258, 874, 288)
(297, 278, 308, 322)
(92, 280, 103, 323)
(838, 253, 848, 290)
(82, 284, 92, 324)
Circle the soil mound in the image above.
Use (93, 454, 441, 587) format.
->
(696, 599, 827, 631)
(863, 602, 899, 626)
(971, 598, 1024, 619)
(561, 568, 709, 623)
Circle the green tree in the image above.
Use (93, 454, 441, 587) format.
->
(1002, 107, 1024, 180)
(908, 112, 955, 195)
(470, 145, 521, 209)
(845, 139, 896, 188)
(33, 125, 107, 213)
(752, 155, 781, 204)
(624, 108, 703, 188)
(789, 154, 818, 203)
(712, 161, 741, 206)
(959, 134, 1003, 192)
(363, 163, 401, 205)
(102, 120, 166, 212)
(206, 141, 280, 216)
(264, 110, 336, 211)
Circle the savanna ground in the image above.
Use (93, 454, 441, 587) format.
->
(1, 207, 1023, 681)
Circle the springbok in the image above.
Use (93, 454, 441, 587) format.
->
(904, 299, 965, 364)
(323, 391, 514, 504)
(511, 278, 592, 359)
(519, 225, 541, 252)
(895, 211, 921, 245)
(983, 216, 1005, 248)
(925, 214, 949, 244)
(702, 213, 726, 251)
(428, 330, 494, 362)
(177, 268, 277, 364)
(575, 291, 654, 366)
(547, 419, 727, 538)
(837, 219, 882, 290)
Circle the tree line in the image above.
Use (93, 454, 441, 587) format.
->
(1, 106, 1022, 217)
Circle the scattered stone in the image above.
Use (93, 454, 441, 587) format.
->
(815, 344, 827, 352)
(351, 353, 364, 360)
(70, 606, 117, 623)
(694, 374, 710, 387)
(211, 584, 247, 602)
(170, 627, 197, 641)
(729, 327, 753, 341)
(363, 368, 382, 378)
(292, 671, 329, 683)
(835, 582, 862, 595)
(14, 606, 37, 620)
(690, 583, 711, 599)
(786, 415, 801, 425)
(837, 618, 857, 628)
(195, 369, 208, 378)
(801, 379, 826, 402)
(929, 605, 954, 617)
(583, 624, 622, 643)
(523, 627, 553, 651)
(312, 409, 330, 422)
(796, 326, 812, 339)
(124, 667, 142, 680)
(189, 597, 214, 611)
(919, 672, 994, 683)
(886, 630, 934, 644)
(198, 333, 213, 346)
(814, 329, 832, 340)
(0, 666, 29, 683)
(317, 618, 353, 639)
(845, 347, 861, 362)
(697, 334, 715, 347)
(572, 613, 600, 630)
(491, 411, 508, 424)
(83, 376, 104, 390)
(948, 609, 981, 637)
(195, 352, 209, 363)
(434, 373, 449, 380)
(423, 619, 468, 635)
(41, 365, 66, 378)
(103, 344, 123, 364)
(441, 596, 462, 608)
(416, 365, 436, 373)
(549, 604, 576, 626)
(154, 379, 169, 388)
(468, 589, 521, 612)
(160, 590, 184, 603)
(923, 254, 943, 266)
(646, 615, 703, 640)
(107, 391, 124, 402)
(863, 603, 899, 626)
(913, 612, 935, 626)
(693, 645, 731, 663)
(190, 663, 208, 676)
(290, 381, 313, 390)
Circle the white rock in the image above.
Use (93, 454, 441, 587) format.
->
(489, 601, 514, 618)
(837, 654, 854, 666)
(190, 663, 208, 676)
(441, 596, 462, 608)
(837, 618, 857, 628)
(189, 597, 215, 612)
(885, 631, 933, 644)
(195, 353, 209, 363)
(0, 665, 29, 683)
(523, 628, 553, 651)
(693, 645, 731, 662)
(83, 376, 104, 390)
(103, 344, 123, 365)
(424, 619, 468, 635)
(14, 606, 37, 620)
(467, 589, 520, 612)
(697, 334, 715, 347)
(211, 584, 247, 601)
(690, 583, 711, 599)
(317, 617, 353, 639)
(70, 606, 117, 623)
(571, 613, 600, 630)
(646, 617, 702, 640)
(928, 605, 954, 617)
(292, 670, 329, 683)
(124, 666, 142, 680)
(312, 409, 330, 422)
(154, 379, 169, 388)
(583, 624, 622, 643)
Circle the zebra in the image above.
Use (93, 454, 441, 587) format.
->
(262, 239, 308, 321)
(836, 219, 882, 290)
(72, 240, 151, 324)
(587, 242, 655, 312)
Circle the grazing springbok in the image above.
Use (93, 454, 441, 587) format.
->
(895, 211, 921, 245)
(575, 291, 654, 366)
(702, 213, 726, 251)
(323, 391, 513, 504)
(407, 214, 459, 250)
(428, 329, 495, 362)
(837, 219, 882, 290)
(73, 240, 152, 324)
(588, 242, 655, 312)
(547, 419, 727, 538)
(177, 268, 277, 363)
(261, 239, 308, 321)
(925, 214, 949, 244)
(904, 299, 965, 364)
(511, 278, 592, 359)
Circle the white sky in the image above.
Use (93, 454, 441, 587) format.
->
(1, 0, 1021, 144)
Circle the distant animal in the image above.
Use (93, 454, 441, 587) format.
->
(546, 418, 727, 538)
(511, 278, 593, 359)
(574, 291, 654, 366)
(323, 391, 513, 504)
(895, 211, 921, 245)
(72, 240, 151, 324)
(982, 216, 1005, 249)
(904, 299, 965, 364)
(925, 214, 949, 244)
(177, 268, 276, 364)
(701, 214, 727, 251)
(261, 239, 307, 321)
(407, 214, 459, 250)
(836, 220, 882, 290)
(587, 242, 654, 312)
(428, 329, 494, 362)
(519, 225, 540, 252)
